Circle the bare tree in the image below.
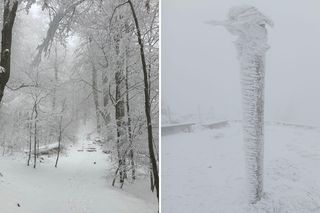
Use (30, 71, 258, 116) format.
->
(111, 0, 159, 199)
(127, 0, 159, 199)
(125, 46, 135, 180)
(55, 113, 63, 168)
(33, 99, 38, 168)
(54, 99, 73, 168)
(88, 38, 102, 135)
(114, 40, 127, 186)
(27, 110, 33, 166)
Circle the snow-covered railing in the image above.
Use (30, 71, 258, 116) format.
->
(266, 121, 317, 130)
(201, 120, 229, 129)
(162, 122, 195, 136)
(228, 120, 318, 130)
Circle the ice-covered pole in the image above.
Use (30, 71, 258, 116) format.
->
(206, 6, 273, 203)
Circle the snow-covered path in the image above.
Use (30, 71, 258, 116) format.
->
(0, 139, 156, 213)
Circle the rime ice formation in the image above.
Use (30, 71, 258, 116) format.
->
(207, 6, 273, 203)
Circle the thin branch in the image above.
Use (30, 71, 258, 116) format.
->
(109, 1, 129, 26)
(6, 83, 38, 91)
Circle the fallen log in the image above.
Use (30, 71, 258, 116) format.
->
(24, 142, 64, 155)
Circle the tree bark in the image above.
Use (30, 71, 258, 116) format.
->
(0, 0, 18, 103)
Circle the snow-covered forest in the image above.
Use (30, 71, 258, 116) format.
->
(0, 0, 158, 212)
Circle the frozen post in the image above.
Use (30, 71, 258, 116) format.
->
(206, 6, 273, 203)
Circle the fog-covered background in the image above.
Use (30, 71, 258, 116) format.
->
(162, 0, 320, 125)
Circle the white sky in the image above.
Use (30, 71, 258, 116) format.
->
(162, 0, 320, 125)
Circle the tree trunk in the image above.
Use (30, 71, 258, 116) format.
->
(27, 112, 33, 166)
(55, 115, 63, 168)
(128, 0, 159, 200)
(33, 104, 38, 169)
(125, 48, 135, 180)
(37, 129, 40, 158)
(150, 166, 154, 192)
(90, 61, 101, 135)
(112, 18, 127, 187)
(0, 0, 18, 103)
(2, 133, 6, 156)
(52, 45, 59, 109)
(115, 69, 126, 185)
(101, 60, 111, 141)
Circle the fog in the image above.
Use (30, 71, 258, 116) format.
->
(162, 0, 320, 125)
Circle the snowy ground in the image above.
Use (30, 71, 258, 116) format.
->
(0, 138, 157, 213)
(162, 122, 320, 213)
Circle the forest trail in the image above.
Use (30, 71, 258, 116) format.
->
(0, 137, 156, 213)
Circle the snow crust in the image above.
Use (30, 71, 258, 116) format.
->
(0, 139, 156, 213)
(162, 123, 320, 212)
(232, 6, 272, 203)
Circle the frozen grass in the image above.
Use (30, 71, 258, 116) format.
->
(162, 122, 320, 213)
